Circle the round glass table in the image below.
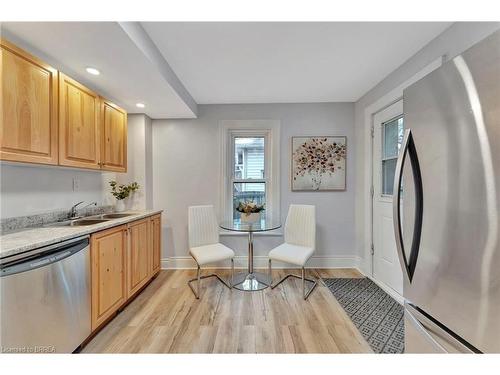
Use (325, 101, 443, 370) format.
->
(220, 217, 281, 291)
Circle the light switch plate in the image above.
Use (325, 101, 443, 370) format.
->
(72, 177, 81, 191)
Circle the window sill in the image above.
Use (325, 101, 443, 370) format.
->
(220, 230, 283, 237)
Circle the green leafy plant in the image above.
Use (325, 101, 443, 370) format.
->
(109, 181, 139, 200)
(235, 200, 265, 216)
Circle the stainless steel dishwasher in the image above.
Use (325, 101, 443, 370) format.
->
(1, 236, 91, 353)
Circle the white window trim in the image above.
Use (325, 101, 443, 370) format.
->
(219, 120, 281, 235)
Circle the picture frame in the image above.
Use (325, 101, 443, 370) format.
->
(291, 136, 347, 191)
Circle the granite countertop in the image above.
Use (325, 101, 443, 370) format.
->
(0, 210, 163, 259)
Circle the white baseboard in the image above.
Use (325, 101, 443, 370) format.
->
(161, 255, 361, 270)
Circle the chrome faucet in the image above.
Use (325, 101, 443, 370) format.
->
(69, 201, 97, 219)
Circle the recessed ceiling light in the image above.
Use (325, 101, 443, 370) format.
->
(86, 67, 100, 76)
(136, 103, 145, 108)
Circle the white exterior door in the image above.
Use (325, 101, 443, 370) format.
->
(372, 100, 404, 296)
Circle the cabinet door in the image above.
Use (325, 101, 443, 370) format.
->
(59, 73, 101, 169)
(101, 100, 127, 172)
(151, 215, 162, 275)
(127, 219, 150, 297)
(91, 225, 127, 331)
(1, 39, 58, 165)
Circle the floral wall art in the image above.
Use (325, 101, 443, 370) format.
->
(291, 136, 346, 191)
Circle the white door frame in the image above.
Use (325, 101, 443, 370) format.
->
(370, 99, 404, 279)
(371, 100, 404, 298)
(361, 57, 444, 288)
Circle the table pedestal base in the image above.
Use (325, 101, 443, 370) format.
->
(232, 272, 271, 291)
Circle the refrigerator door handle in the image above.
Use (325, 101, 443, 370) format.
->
(406, 303, 477, 353)
(393, 128, 423, 283)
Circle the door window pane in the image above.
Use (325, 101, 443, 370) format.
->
(383, 117, 404, 159)
(234, 137, 265, 179)
(382, 159, 397, 195)
(381, 116, 404, 196)
(233, 182, 265, 219)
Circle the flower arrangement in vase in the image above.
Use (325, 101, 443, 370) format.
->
(236, 201, 265, 223)
(109, 181, 139, 212)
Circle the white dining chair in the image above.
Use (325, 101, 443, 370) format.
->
(187, 205, 235, 299)
(268, 204, 318, 299)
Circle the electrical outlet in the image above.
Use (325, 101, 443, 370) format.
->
(72, 177, 81, 192)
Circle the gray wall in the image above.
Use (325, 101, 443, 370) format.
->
(0, 114, 153, 219)
(353, 22, 500, 272)
(0, 163, 108, 218)
(115, 114, 154, 210)
(152, 103, 356, 267)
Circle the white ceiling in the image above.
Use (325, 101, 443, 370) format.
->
(2, 22, 452, 118)
(1, 22, 197, 119)
(142, 22, 452, 104)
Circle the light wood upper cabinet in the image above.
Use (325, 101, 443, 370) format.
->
(127, 219, 150, 298)
(101, 100, 127, 172)
(151, 215, 162, 276)
(1, 39, 58, 165)
(58, 73, 101, 170)
(1, 40, 128, 172)
(90, 225, 127, 331)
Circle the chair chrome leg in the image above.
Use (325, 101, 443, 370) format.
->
(187, 262, 232, 299)
(231, 258, 234, 288)
(302, 267, 317, 300)
(270, 266, 318, 300)
(268, 259, 272, 285)
(197, 264, 201, 297)
(188, 265, 201, 299)
(312, 269, 327, 287)
(302, 267, 305, 298)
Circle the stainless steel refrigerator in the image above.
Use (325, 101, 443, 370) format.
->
(394, 29, 500, 353)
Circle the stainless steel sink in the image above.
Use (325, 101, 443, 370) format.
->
(101, 213, 134, 219)
(71, 219, 110, 226)
(47, 218, 110, 227)
(45, 212, 135, 227)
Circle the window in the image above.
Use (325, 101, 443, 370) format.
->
(221, 120, 280, 223)
(381, 116, 404, 195)
(233, 137, 266, 219)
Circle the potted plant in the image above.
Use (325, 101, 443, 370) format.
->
(236, 201, 265, 223)
(109, 181, 139, 212)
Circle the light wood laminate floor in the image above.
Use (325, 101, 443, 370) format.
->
(82, 269, 372, 353)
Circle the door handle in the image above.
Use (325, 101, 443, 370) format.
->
(393, 128, 423, 283)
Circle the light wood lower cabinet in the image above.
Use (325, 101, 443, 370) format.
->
(150, 214, 162, 275)
(90, 225, 127, 331)
(127, 218, 150, 298)
(90, 215, 162, 332)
